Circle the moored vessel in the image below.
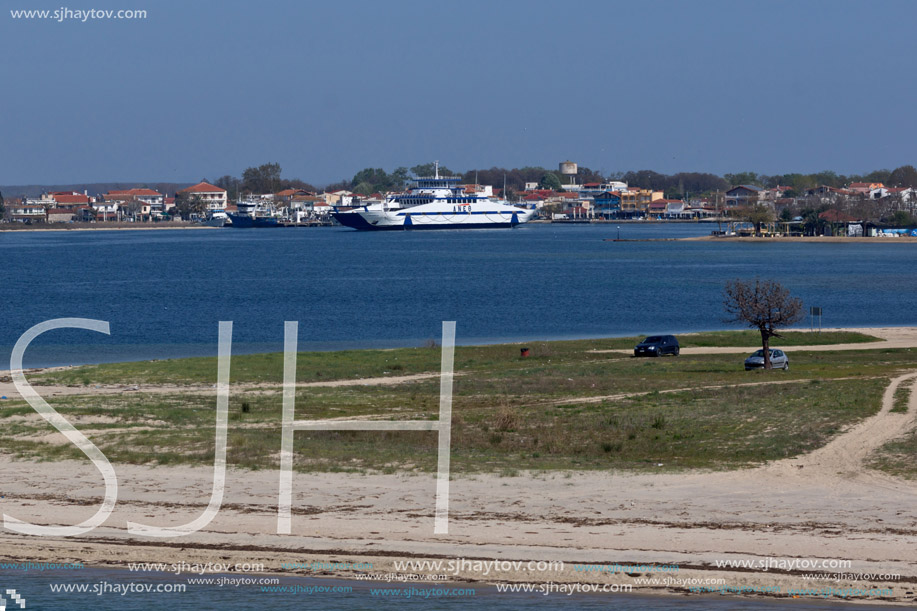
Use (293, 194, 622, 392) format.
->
(227, 200, 283, 228)
(333, 163, 534, 230)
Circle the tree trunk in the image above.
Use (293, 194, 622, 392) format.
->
(761, 330, 771, 369)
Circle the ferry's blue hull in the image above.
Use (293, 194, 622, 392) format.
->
(227, 214, 281, 228)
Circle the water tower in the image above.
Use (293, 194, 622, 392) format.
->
(559, 160, 578, 186)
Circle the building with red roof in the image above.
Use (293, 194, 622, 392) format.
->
(104, 188, 163, 204)
(101, 188, 165, 220)
(40, 191, 92, 210)
(819, 209, 859, 223)
(176, 182, 228, 211)
(7, 201, 47, 222)
(51, 194, 92, 209)
(848, 182, 884, 194)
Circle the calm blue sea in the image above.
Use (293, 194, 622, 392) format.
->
(2, 223, 916, 367)
(0, 569, 894, 610)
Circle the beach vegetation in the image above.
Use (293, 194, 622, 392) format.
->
(891, 383, 911, 414)
(5, 336, 911, 475)
(32, 330, 879, 387)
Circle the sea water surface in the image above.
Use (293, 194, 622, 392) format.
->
(0, 568, 896, 610)
(2, 223, 916, 367)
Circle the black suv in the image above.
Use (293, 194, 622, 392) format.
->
(634, 335, 680, 357)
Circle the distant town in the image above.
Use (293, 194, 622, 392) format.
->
(2, 161, 916, 237)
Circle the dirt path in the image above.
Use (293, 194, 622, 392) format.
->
(768, 372, 917, 480)
(546, 375, 876, 407)
(590, 326, 917, 356)
(0, 371, 450, 402)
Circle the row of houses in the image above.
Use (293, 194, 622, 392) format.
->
(726, 183, 916, 207)
(3, 180, 501, 224)
(4, 180, 437, 224)
(521, 182, 719, 219)
(525, 179, 916, 221)
(8, 177, 916, 224)
(5, 182, 229, 223)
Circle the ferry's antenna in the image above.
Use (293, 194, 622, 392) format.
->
(434, 160, 439, 179)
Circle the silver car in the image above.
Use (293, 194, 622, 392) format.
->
(744, 349, 789, 370)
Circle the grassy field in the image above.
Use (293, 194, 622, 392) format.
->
(0, 374, 888, 473)
(891, 381, 912, 414)
(868, 378, 916, 477)
(868, 426, 917, 479)
(3, 330, 912, 475)
(30, 330, 881, 387)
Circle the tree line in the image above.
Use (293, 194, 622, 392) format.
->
(721, 166, 917, 195)
(327, 163, 917, 198)
(207, 163, 319, 203)
(202, 162, 917, 203)
(323, 163, 607, 197)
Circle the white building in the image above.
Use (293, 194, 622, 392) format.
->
(176, 182, 228, 211)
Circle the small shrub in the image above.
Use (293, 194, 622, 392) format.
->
(493, 407, 519, 432)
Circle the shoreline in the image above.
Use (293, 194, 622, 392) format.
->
(682, 235, 917, 243)
(0, 221, 219, 232)
(2, 326, 912, 403)
(0, 325, 909, 372)
(0, 460, 912, 605)
(3, 221, 915, 244)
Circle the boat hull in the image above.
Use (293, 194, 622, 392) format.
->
(333, 209, 532, 231)
(227, 213, 281, 228)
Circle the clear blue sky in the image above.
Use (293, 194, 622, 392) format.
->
(2, 0, 915, 185)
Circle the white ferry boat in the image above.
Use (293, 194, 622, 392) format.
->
(332, 163, 534, 230)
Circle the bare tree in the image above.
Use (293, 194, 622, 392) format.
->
(723, 279, 804, 369)
(124, 199, 143, 221)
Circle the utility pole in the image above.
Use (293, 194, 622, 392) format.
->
(716, 190, 722, 233)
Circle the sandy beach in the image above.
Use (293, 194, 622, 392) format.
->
(1, 328, 916, 604)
